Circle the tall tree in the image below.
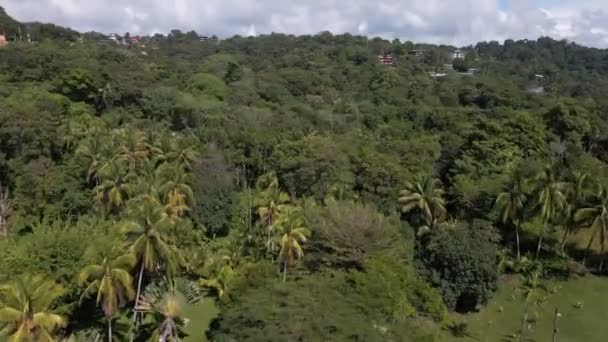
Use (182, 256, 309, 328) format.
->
(398, 176, 446, 235)
(575, 187, 608, 270)
(275, 206, 311, 282)
(78, 255, 135, 342)
(561, 172, 592, 251)
(120, 195, 181, 325)
(254, 175, 291, 253)
(0, 184, 13, 237)
(0, 275, 66, 342)
(159, 163, 194, 218)
(495, 175, 526, 259)
(95, 159, 133, 217)
(116, 129, 149, 175)
(532, 166, 567, 258)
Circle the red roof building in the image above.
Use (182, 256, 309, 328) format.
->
(378, 54, 395, 66)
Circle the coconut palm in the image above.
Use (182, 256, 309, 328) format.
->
(399, 176, 446, 235)
(0, 184, 13, 237)
(95, 159, 133, 216)
(0, 274, 66, 342)
(116, 129, 149, 174)
(120, 196, 181, 324)
(274, 207, 311, 282)
(136, 278, 201, 342)
(159, 164, 194, 218)
(198, 253, 236, 299)
(532, 166, 567, 258)
(561, 172, 592, 251)
(254, 175, 291, 252)
(495, 176, 526, 259)
(78, 255, 135, 342)
(133, 159, 165, 200)
(76, 132, 110, 184)
(575, 187, 608, 270)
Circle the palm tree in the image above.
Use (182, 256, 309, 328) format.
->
(575, 187, 608, 270)
(0, 274, 66, 341)
(399, 176, 446, 235)
(116, 129, 149, 174)
(78, 255, 135, 342)
(136, 278, 201, 342)
(159, 164, 194, 218)
(274, 207, 311, 282)
(561, 172, 592, 251)
(254, 175, 290, 253)
(120, 196, 181, 325)
(532, 166, 567, 258)
(198, 253, 236, 299)
(95, 159, 133, 216)
(495, 176, 526, 260)
(76, 132, 110, 184)
(0, 184, 13, 237)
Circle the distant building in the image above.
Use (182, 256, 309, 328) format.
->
(408, 49, 425, 57)
(429, 72, 447, 78)
(0, 33, 7, 48)
(378, 53, 395, 66)
(527, 86, 545, 94)
(197, 35, 209, 42)
(449, 49, 466, 60)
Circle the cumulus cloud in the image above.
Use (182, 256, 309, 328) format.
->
(2, 0, 608, 47)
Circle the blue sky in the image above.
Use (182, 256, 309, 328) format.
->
(3, 0, 608, 47)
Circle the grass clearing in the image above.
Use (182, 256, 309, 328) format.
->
(183, 297, 220, 342)
(448, 275, 608, 341)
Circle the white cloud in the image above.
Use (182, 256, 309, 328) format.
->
(2, 0, 608, 47)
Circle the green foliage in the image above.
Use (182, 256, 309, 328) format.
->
(419, 221, 500, 311)
(351, 257, 447, 322)
(306, 199, 407, 269)
(211, 270, 440, 341)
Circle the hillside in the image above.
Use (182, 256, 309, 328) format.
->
(1, 9, 608, 341)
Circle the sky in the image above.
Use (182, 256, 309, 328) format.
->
(3, 0, 608, 47)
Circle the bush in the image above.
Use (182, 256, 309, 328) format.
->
(306, 199, 408, 269)
(418, 220, 499, 312)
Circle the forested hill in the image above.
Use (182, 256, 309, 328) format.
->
(2, 8, 608, 341)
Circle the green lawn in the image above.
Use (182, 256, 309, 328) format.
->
(448, 275, 608, 341)
(183, 297, 220, 342)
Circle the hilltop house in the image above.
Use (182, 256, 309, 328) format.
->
(449, 49, 465, 60)
(408, 49, 425, 57)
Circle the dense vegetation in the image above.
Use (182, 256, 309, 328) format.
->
(2, 7, 608, 341)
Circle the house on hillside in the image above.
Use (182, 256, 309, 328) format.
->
(449, 49, 465, 60)
(408, 49, 425, 57)
(378, 53, 395, 66)
(0, 33, 7, 47)
(197, 35, 209, 42)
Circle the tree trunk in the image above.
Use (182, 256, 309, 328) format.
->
(584, 228, 598, 265)
(552, 307, 559, 342)
(560, 224, 570, 252)
(535, 232, 544, 259)
(519, 302, 529, 342)
(131, 262, 145, 341)
(599, 234, 606, 272)
(283, 260, 288, 283)
(515, 222, 521, 260)
(108, 317, 112, 342)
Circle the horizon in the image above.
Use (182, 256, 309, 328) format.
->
(2, 0, 608, 48)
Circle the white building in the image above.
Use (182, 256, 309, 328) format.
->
(449, 49, 466, 60)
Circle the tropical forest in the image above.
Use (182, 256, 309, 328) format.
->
(2, 5, 608, 341)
